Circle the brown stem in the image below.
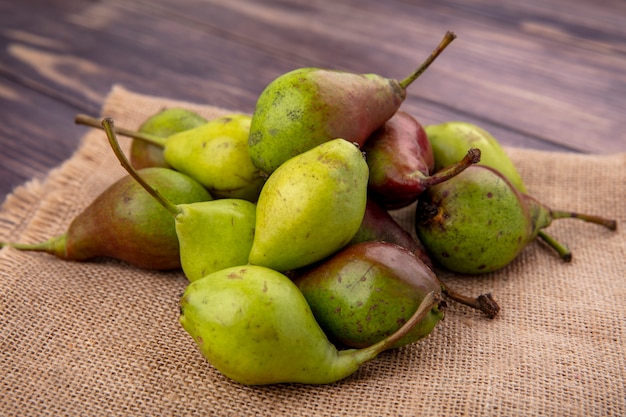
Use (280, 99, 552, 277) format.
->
(550, 210, 617, 231)
(421, 147, 481, 188)
(75, 114, 167, 148)
(102, 118, 181, 217)
(399, 31, 457, 90)
(439, 279, 500, 319)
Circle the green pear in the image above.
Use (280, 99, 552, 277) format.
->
(424, 121, 571, 261)
(76, 113, 265, 202)
(248, 138, 369, 272)
(248, 31, 456, 173)
(179, 264, 442, 385)
(131, 108, 207, 169)
(415, 165, 617, 274)
(102, 119, 256, 282)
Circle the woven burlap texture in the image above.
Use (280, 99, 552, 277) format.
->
(1, 85, 624, 417)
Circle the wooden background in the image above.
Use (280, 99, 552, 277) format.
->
(1, 0, 625, 202)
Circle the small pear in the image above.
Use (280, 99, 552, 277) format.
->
(131, 108, 207, 169)
(415, 165, 617, 274)
(76, 113, 265, 202)
(179, 264, 442, 385)
(425, 120, 572, 260)
(0, 167, 212, 270)
(248, 32, 456, 173)
(248, 138, 369, 272)
(102, 119, 256, 282)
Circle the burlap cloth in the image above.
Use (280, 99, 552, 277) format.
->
(1, 85, 624, 417)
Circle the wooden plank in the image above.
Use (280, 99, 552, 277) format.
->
(133, 0, 626, 153)
(0, 79, 89, 202)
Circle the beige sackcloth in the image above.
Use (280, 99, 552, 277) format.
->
(1, 85, 624, 417)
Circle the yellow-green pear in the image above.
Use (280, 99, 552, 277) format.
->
(179, 265, 442, 385)
(163, 114, 265, 202)
(175, 198, 256, 281)
(248, 138, 369, 272)
(76, 113, 266, 202)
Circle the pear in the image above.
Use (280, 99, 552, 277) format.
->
(179, 264, 442, 385)
(0, 167, 212, 270)
(292, 241, 445, 350)
(131, 107, 207, 169)
(248, 138, 369, 272)
(102, 119, 256, 282)
(76, 113, 265, 202)
(424, 121, 572, 260)
(248, 31, 456, 174)
(364, 111, 481, 209)
(415, 165, 617, 274)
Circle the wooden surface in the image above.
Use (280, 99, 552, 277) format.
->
(1, 0, 625, 203)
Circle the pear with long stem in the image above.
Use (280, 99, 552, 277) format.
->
(76, 113, 265, 202)
(248, 31, 457, 174)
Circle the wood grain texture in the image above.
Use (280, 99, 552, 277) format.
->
(1, 0, 625, 202)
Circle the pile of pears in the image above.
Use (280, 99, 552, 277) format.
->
(2, 31, 617, 386)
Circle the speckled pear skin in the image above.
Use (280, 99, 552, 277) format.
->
(248, 68, 406, 174)
(175, 198, 256, 282)
(423, 121, 580, 261)
(131, 108, 207, 170)
(163, 114, 266, 202)
(248, 138, 369, 272)
(292, 241, 444, 350)
(415, 165, 535, 274)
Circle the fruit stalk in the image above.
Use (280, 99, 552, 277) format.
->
(399, 31, 457, 89)
(537, 231, 572, 262)
(549, 210, 617, 231)
(438, 280, 500, 319)
(101, 118, 181, 217)
(421, 148, 481, 188)
(76, 114, 166, 148)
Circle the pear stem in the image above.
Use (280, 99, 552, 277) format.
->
(439, 280, 500, 319)
(537, 230, 572, 262)
(2, 241, 49, 251)
(549, 210, 617, 231)
(76, 114, 167, 148)
(102, 118, 181, 217)
(399, 30, 457, 90)
(421, 147, 481, 188)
